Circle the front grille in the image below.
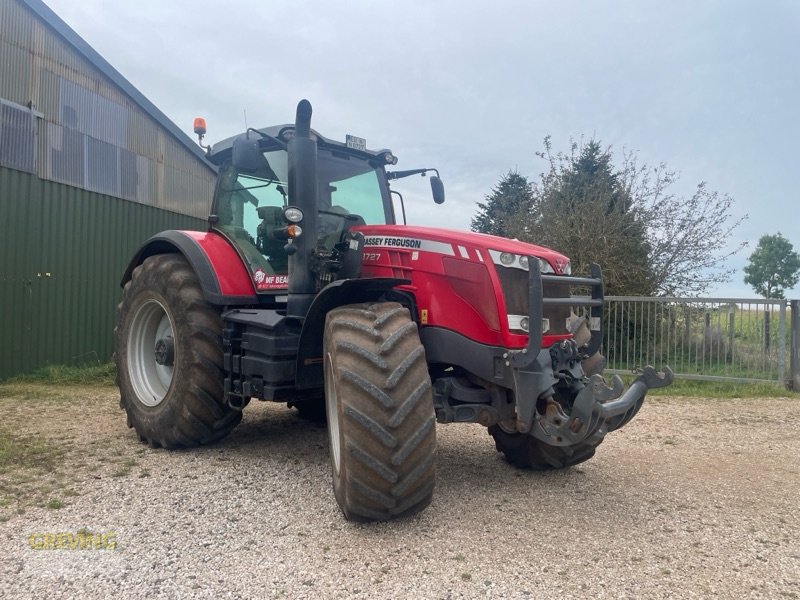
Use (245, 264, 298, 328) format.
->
(495, 266, 572, 335)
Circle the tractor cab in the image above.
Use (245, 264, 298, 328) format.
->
(205, 126, 396, 292)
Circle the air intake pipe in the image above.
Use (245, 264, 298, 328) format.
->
(286, 99, 319, 319)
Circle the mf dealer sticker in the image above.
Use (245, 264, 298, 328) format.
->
(253, 269, 288, 291)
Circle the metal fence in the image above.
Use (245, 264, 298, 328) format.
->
(602, 296, 798, 387)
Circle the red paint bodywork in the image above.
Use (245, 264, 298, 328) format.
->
(354, 225, 573, 350)
(184, 224, 574, 351)
(182, 231, 256, 297)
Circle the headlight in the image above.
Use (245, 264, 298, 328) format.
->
(538, 258, 555, 274)
(562, 260, 572, 275)
(283, 206, 304, 223)
(518, 256, 529, 270)
(499, 252, 515, 266)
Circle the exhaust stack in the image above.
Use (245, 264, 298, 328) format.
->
(286, 99, 319, 319)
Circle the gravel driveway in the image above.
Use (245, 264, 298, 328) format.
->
(0, 384, 798, 599)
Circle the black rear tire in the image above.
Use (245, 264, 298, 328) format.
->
(324, 302, 436, 522)
(114, 254, 241, 449)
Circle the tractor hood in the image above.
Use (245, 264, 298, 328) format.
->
(353, 224, 572, 275)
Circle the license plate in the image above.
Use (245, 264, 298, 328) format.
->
(346, 135, 366, 151)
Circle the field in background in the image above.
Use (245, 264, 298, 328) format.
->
(603, 297, 796, 386)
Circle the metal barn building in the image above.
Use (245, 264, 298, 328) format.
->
(0, 0, 215, 379)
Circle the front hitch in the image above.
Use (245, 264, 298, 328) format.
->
(529, 366, 674, 447)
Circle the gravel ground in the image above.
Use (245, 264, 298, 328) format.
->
(0, 385, 798, 599)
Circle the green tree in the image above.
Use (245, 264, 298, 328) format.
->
(491, 136, 746, 296)
(743, 233, 800, 298)
(522, 139, 653, 296)
(471, 171, 534, 238)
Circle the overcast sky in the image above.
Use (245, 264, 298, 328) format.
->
(44, 0, 799, 297)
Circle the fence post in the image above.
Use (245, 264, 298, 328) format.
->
(763, 310, 771, 355)
(778, 301, 786, 384)
(728, 311, 735, 361)
(791, 300, 800, 391)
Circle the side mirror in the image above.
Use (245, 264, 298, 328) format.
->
(232, 135, 266, 173)
(430, 176, 445, 204)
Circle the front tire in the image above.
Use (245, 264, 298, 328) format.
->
(114, 254, 241, 449)
(324, 302, 436, 522)
(488, 389, 604, 469)
(488, 425, 602, 469)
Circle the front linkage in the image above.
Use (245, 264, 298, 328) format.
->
(507, 259, 673, 447)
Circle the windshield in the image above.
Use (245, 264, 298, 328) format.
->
(213, 147, 390, 289)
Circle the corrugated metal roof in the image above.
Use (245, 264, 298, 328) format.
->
(20, 0, 215, 175)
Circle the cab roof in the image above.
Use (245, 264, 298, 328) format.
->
(207, 125, 394, 167)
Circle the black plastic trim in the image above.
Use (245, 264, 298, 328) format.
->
(294, 277, 410, 389)
(420, 327, 509, 385)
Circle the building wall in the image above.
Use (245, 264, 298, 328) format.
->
(0, 0, 216, 218)
(0, 166, 207, 380)
(0, 0, 216, 378)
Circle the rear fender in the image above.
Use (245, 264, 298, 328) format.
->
(295, 278, 412, 390)
(121, 230, 257, 305)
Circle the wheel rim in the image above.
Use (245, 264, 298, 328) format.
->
(325, 352, 342, 474)
(127, 299, 174, 407)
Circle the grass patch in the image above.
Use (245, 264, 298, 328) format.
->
(46, 498, 65, 509)
(613, 373, 798, 399)
(111, 458, 137, 478)
(3, 363, 116, 386)
(0, 429, 64, 475)
(0, 385, 56, 400)
(0, 428, 71, 514)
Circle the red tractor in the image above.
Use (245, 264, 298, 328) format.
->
(115, 100, 671, 521)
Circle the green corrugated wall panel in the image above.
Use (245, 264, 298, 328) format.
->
(0, 166, 206, 379)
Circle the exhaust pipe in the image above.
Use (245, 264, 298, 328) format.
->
(286, 99, 319, 320)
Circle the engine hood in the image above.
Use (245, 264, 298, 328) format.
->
(353, 224, 571, 275)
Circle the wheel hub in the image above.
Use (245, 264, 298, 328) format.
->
(154, 337, 174, 366)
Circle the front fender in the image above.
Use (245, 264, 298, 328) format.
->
(295, 277, 411, 390)
(121, 230, 257, 305)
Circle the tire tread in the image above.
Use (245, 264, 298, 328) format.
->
(325, 302, 436, 521)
